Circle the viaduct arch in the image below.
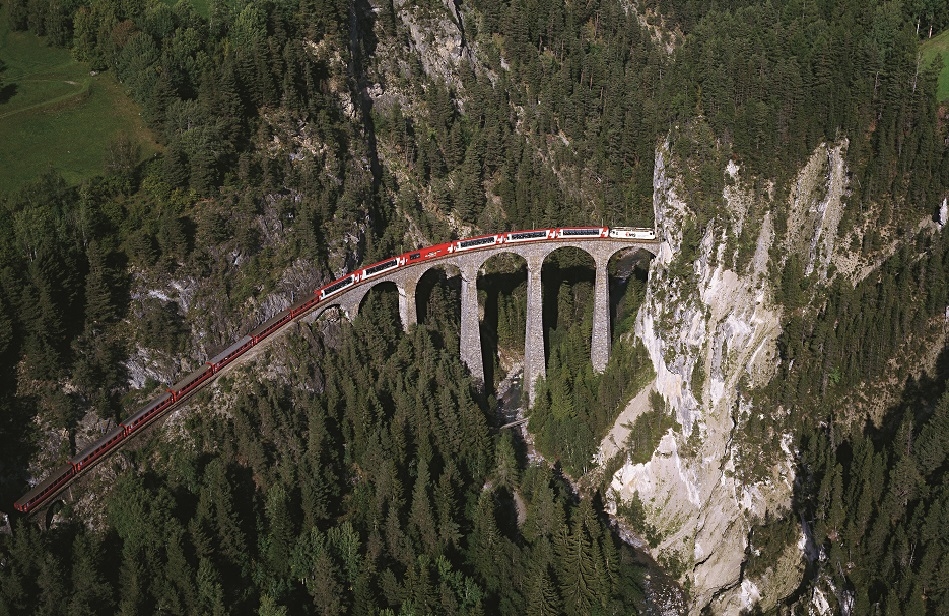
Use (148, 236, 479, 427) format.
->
(301, 238, 657, 405)
(13, 231, 659, 516)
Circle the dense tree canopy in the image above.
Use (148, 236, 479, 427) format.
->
(0, 0, 949, 612)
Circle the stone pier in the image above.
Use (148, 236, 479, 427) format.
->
(315, 238, 657, 406)
(459, 262, 485, 387)
(591, 257, 611, 373)
(523, 256, 546, 405)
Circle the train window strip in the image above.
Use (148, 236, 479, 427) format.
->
(561, 229, 600, 236)
(510, 231, 547, 240)
(460, 236, 495, 248)
(124, 394, 172, 428)
(364, 259, 398, 275)
(323, 276, 354, 295)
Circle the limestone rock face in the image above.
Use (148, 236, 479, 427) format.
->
(605, 140, 855, 614)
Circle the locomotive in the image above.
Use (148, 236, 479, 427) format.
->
(13, 225, 656, 513)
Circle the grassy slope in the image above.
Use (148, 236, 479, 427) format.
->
(0, 9, 158, 191)
(921, 28, 949, 101)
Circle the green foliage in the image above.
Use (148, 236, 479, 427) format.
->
(0, 292, 648, 614)
(794, 383, 949, 613)
(616, 492, 664, 549)
(624, 392, 681, 466)
(920, 28, 949, 101)
(529, 253, 655, 476)
(0, 8, 157, 190)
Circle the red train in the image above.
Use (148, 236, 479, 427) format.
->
(13, 226, 655, 513)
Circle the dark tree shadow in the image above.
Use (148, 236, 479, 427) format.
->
(0, 83, 17, 104)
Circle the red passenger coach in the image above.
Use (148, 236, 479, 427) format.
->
(288, 294, 319, 318)
(360, 257, 404, 281)
(70, 426, 125, 472)
(318, 275, 356, 301)
(505, 229, 554, 243)
(250, 311, 292, 344)
(169, 365, 213, 402)
(13, 463, 74, 512)
(556, 227, 608, 238)
(122, 392, 174, 435)
(208, 335, 254, 373)
(452, 234, 504, 252)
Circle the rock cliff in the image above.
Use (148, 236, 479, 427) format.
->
(605, 139, 857, 613)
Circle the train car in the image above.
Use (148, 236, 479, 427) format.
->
(360, 256, 404, 281)
(249, 310, 292, 344)
(169, 365, 213, 402)
(505, 229, 554, 243)
(318, 274, 356, 301)
(70, 425, 125, 472)
(404, 242, 454, 264)
(608, 227, 656, 240)
(122, 392, 173, 434)
(208, 335, 253, 373)
(556, 227, 609, 238)
(13, 463, 74, 513)
(288, 293, 321, 318)
(452, 234, 504, 252)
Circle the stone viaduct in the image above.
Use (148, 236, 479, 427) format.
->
(302, 238, 658, 405)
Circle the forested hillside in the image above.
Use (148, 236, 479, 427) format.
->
(0, 0, 948, 613)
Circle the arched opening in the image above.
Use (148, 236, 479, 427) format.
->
(416, 265, 461, 350)
(356, 281, 402, 335)
(478, 252, 528, 402)
(528, 246, 655, 477)
(607, 247, 653, 343)
(541, 246, 596, 372)
(42, 498, 66, 530)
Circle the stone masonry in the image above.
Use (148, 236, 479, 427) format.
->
(306, 239, 658, 406)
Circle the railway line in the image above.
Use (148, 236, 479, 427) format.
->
(14, 226, 658, 515)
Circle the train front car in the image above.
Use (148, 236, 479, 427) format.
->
(556, 227, 609, 238)
(71, 426, 126, 472)
(504, 229, 555, 244)
(453, 234, 504, 252)
(608, 227, 657, 240)
(14, 463, 74, 513)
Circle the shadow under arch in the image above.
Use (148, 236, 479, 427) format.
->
(415, 264, 462, 351)
(541, 246, 598, 370)
(478, 252, 528, 391)
(606, 246, 654, 342)
(355, 280, 403, 330)
(41, 498, 67, 530)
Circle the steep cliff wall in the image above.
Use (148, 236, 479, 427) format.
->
(605, 139, 855, 614)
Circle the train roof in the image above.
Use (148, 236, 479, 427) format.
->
(170, 365, 212, 393)
(208, 335, 253, 365)
(249, 311, 289, 337)
(14, 462, 73, 509)
(70, 425, 125, 465)
(122, 392, 172, 427)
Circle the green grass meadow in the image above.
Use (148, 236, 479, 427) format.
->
(921, 28, 949, 102)
(0, 8, 158, 192)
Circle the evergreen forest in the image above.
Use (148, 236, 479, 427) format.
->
(0, 0, 948, 613)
